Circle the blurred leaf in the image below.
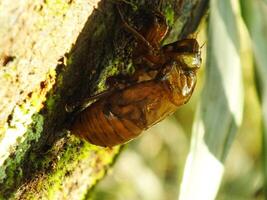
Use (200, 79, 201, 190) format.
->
(201, 0, 244, 161)
(179, 0, 244, 199)
(240, 0, 267, 197)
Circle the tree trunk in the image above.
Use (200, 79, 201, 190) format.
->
(0, 0, 208, 199)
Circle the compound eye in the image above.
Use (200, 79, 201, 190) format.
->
(180, 54, 201, 69)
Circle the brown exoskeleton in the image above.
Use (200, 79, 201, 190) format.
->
(70, 3, 201, 147)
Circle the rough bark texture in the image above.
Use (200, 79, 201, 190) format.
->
(0, 0, 208, 199)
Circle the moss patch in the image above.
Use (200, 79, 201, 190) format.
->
(16, 135, 120, 199)
(0, 114, 44, 198)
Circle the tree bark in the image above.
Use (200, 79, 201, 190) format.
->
(0, 0, 208, 199)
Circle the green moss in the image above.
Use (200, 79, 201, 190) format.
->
(20, 135, 120, 199)
(96, 59, 120, 92)
(125, 61, 135, 75)
(92, 23, 106, 38)
(0, 114, 44, 188)
(120, 0, 139, 10)
(46, 94, 60, 113)
(66, 54, 74, 66)
(163, 4, 175, 26)
(96, 50, 135, 92)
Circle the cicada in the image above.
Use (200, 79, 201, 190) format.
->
(70, 4, 201, 147)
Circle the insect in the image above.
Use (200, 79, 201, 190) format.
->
(70, 4, 201, 147)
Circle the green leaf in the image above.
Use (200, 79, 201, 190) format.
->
(240, 0, 267, 197)
(179, 0, 244, 199)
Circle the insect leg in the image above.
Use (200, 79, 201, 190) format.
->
(65, 89, 114, 113)
(116, 4, 155, 54)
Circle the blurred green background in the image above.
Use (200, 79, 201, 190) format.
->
(91, 0, 266, 199)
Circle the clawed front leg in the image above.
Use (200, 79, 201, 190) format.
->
(116, 3, 169, 70)
(116, 4, 155, 54)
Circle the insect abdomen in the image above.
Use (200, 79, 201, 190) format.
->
(71, 100, 142, 147)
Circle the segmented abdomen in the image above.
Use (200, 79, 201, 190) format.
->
(71, 99, 142, 147)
